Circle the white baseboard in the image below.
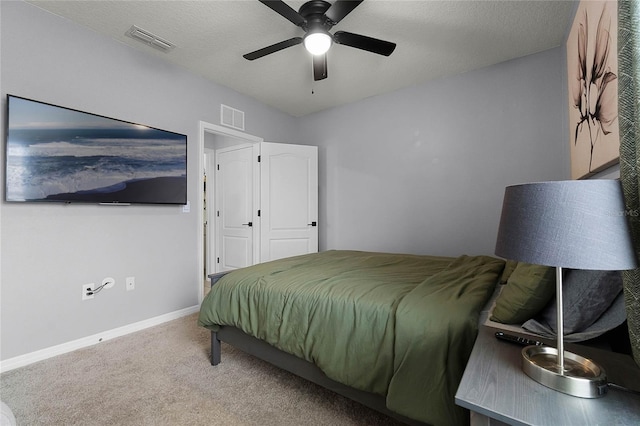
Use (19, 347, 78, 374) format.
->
(0, 305, 200, 372)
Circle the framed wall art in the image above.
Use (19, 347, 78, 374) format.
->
(567, 0, 619, 179)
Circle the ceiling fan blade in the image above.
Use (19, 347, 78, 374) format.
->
(243, 37, 303, 60)
(333, 31, 396, 56)
(313, 54, 328, 81)
(258, 0, 306, 26)
(325, 0, 364, 25)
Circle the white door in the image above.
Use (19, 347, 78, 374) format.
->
(260, 142, 318, 262)
(215, 145, 256, 271)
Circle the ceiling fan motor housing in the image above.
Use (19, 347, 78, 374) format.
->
(299, 0, 335, 32)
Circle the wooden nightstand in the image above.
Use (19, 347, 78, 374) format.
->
(455, 326, 640, 425)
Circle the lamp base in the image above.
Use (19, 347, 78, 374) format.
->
(522, 346, 608, 398)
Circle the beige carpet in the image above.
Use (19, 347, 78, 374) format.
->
(0, 313, 402, 425)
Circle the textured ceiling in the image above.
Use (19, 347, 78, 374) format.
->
(28, 0, 575, 117)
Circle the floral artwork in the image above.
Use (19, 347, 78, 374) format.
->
(567, 0, 619, 179)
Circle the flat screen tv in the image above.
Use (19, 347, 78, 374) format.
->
(5, 95, 187, 205)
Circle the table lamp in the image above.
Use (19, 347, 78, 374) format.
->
(495, 180, 637, 398)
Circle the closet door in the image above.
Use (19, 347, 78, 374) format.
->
(260, 142, 318, 262)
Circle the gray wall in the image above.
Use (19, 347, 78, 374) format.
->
(298, 48, 570, 256)
(0, 1, 297, 360)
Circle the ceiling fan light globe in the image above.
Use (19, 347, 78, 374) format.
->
(304, 32, 332, 55)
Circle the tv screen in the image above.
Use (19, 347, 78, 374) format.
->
(5, 95, 187, 205)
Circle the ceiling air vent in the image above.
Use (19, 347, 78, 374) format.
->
(221, 104, 245, 131)
(126, 25, 175, 52)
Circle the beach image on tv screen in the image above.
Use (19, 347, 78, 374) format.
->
(6, 96, 187, 204)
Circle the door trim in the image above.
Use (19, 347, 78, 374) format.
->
(197, 121, 263, 304)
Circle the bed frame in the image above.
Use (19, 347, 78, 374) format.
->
(207, 272, 428, 426)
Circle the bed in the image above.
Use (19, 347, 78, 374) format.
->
(198, 250, 507, 426)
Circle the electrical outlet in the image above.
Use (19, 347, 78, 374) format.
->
(102, 277, 115, 289)
(82, 284, 94, 301)
(126, 276, 135, 291)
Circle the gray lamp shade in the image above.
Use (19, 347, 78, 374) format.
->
(495, 180, 637, 271)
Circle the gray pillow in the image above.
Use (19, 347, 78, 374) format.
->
(523, 292, 626, 342)
(522, 269, 623, 341)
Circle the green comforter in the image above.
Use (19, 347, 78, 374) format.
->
(198, 250, 504, 426)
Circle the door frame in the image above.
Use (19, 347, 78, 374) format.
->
(197, 121, 263, 303)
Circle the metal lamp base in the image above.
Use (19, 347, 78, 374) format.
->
(522, 346, 608, 398)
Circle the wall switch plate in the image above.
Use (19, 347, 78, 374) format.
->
(126, 276, 135, 291)
(82, 284, 94, 300)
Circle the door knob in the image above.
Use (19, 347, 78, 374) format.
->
(242, 222, 253, 227)
(308, 221, 317, 226)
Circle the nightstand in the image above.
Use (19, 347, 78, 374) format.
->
(455, 326, 640, 425)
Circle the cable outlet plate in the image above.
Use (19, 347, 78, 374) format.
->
(82, 284, 94, 301)
(126, 276, 135, 291)
(102, 277, 115, 289)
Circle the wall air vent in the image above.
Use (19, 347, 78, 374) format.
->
(126, 25, 175, 53)
(220, 104, 245, 131)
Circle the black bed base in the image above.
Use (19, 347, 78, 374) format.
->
(210, 326, 428, 426)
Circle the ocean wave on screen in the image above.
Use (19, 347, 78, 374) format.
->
(8, 138, 185, 161)
(6, 128, 186, 201)
(6, 154, 185, 201)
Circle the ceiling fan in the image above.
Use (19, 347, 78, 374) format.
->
(244, 0, 396, 81)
